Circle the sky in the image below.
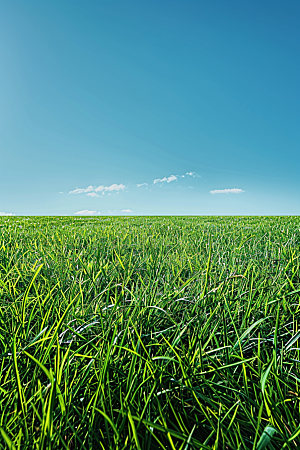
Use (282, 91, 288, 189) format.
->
(1, 0, 299, 216)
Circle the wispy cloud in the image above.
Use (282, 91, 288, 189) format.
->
(69, 188, 86, 194)
(0, 212, 15, 216)
(69, 186, 93, 194)
(154, 175, 177, 184)
(137, 183, 148, 187)
(95, 183, 125, 192)
(122, 209, 133, 213)
(185, 171, 199, 177)
(69, 185, 94, 195)
(69, 183, 125, 196)
(153, 171, 199, 184)
(210, 188, 244, 194)
(75, 210, 98, 215)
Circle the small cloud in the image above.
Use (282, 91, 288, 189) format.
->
(95, 183, 125, 192)
(137, 183, 148, 187)
(86, 192, 99, 197)
(69, 183, 125, 195)
(186, 171, 200, 177)
(154, 175, 177, 184)
(59, 191, 63, 194)
(122, 209, 133, 213)
(69, 186, 94, 195)
(106, 183, 125, 191)
(210, 188, 244, 194)
(69, 188, 85, 194)
(0, 212, 15, 216)
(75, 210, 97, 215)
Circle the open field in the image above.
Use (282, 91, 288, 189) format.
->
(1, 216, 300, 449)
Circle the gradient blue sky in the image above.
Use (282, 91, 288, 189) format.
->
(1, 0, 299, 215)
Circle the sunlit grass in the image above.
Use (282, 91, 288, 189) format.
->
(0, 216, 300, 449)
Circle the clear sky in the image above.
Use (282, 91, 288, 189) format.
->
(1, 0, 299, 216)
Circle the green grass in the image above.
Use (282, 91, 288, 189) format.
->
(0, 215, 300, 449)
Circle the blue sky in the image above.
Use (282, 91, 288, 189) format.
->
(1, 0, 299, 215)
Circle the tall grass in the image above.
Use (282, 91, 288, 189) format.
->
(0, 216, 300, 449)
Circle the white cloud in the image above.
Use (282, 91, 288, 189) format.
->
(106, 183, 125, 191)
(140, 171, 199, 185)
(86, 192, 99, 197)
(69, 188, 85, 194)
(210, 188, 244, 194)
(122, 209, 133, 213)
(69, 183, 125, 195)
(154, 175, 177, 184)
(69, 185, 94, 194)
(75, 210, 97, 215)
(186, 171, 199, 177)
(0, 212, 15, 216)
(95, 183, 125, 192)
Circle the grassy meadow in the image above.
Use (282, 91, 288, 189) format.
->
(1, 215, 300, 449)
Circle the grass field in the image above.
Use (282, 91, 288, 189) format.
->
(1, 216, 300, 449)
